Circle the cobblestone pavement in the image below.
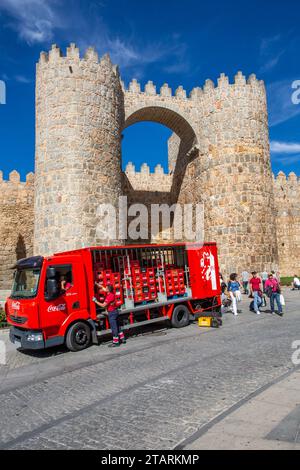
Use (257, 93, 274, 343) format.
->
(0, 289, 299, 450)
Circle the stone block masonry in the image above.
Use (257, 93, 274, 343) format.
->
(274, 172, 300, 276)
(34, 44, 124, 255)
(0, 43, 299, 289)
(0, 171, 34, 289)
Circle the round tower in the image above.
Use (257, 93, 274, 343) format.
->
(34, 43, 124, 255)
(194, 72, 279, 275)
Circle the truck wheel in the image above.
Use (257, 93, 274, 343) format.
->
(171, 305, 190, 328)
(66, 322, 91, 352)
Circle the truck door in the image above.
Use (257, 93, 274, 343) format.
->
(40, 258, 87, 336)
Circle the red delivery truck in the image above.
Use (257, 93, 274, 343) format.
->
(5, 242, 221, 352)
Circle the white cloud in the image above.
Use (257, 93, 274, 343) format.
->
(259, 50, 284, 74)
(270, 141, 300, 154)
(271, 153, 300, 166)
(260, 34, 281, 55)
(0, 1, 190, 78)
(15, 74, 31, 83)
(270, 141, 300, 166)
(259, 34, 285, 74)
(0, 0, 63, 44)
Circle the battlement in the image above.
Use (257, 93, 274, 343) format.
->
(124, 71, 265, 102)
(37, 43, 119, 75)
(125, 162, 168, 176)
(124, 162, 172, 192)
(0, 170, 34, 186)
(273, 171, 300, 184)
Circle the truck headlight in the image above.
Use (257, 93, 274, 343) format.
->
(26, 333, 43, 342)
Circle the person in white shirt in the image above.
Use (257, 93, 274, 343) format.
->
(261, 271, 268, 291)
(241, 271, 249, 294)
(292, 275, 300, 290)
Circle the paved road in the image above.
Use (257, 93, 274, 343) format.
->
(0, 289, 299, 450)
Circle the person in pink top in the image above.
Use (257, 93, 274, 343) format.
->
(265, 273, 283, 316)
(60, 275, 72, 292)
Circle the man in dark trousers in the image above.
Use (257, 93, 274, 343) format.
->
(93, 284, 126, 347)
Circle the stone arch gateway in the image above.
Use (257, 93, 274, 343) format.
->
(0, 42, 297, 290)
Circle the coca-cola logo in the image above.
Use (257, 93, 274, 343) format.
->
(11, 301, 20, 311)
(47, 304, 66, 312)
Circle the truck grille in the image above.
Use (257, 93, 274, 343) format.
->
(9, 315, 27, 325)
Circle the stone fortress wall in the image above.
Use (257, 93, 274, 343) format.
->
(1, 166, 299, 289)
(0, 171, 34, 289)
(274, 172, 300, 277)
(0, 43, 299, 289)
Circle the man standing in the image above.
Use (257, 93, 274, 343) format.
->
(241, 270, 250, 294)
(265, 273, 283, 316)
(249, 271, 263, 315)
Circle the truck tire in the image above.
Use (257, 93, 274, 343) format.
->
(171, 305, 190, 328)
(65, 322, 91, 352)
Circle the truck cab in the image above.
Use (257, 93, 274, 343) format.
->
(7, 254, 93, 350)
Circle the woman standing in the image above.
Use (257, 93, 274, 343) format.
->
(265, 273, 283, 316)
(227, 273, 241, 316)
(93, 285, 126, 347)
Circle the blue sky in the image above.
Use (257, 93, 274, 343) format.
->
(0, 0, 299, 180)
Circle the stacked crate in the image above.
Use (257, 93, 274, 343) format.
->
(95, 269, 124, 307)
(146, 267, 157, 301)
(131, 263, 146, 303)
(123, 261, 157, 304)
(157, 268, 186, 298)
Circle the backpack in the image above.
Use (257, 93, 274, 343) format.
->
(265, 285, 273, 298)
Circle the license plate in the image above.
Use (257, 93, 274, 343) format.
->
(14, 340, 21, 348)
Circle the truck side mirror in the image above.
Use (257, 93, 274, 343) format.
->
(47, 267, 56, 279)
(46, 279, 59, 300)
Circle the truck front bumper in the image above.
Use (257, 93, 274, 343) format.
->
(9, 327, 65, 350)
(9, 327, 46, 350)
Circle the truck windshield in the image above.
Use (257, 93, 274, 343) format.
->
(11, 268, 41, 299)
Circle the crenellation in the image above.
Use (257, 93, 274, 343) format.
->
(234, 71, 246, 86)
(84, 46, 99, 62)
(39, 51, 48, 64)
(48, 44, 62, 62)
(145, 80, 156, 95)
(190, 87, 203, 100)
(217, 73, 229, 88)
(66, 42, 80, 60)
(141, 163, 150, 174)
(276, 170, 287, 182)
(247, 73, 257, 85)
(160, 83, 172, 97)
(125, 162, 136, 174)
(9, 170, 20, 184)
(203, 79, 215, 93)
(154, 164, 164, 174)
(26, 172, 35, 184)
(100, 53, 113, 67)
(175, 86, 187, 99)
(129, 78, 141, 93)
